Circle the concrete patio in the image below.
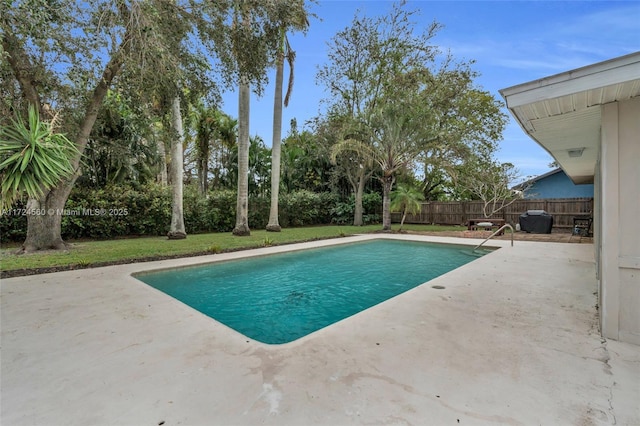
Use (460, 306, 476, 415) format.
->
(1, 235, 638, 425)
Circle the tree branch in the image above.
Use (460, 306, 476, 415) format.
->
(71, 13, 133, 172)
(1, 21, 42, 113)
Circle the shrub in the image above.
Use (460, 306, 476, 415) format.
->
(331, 198, 354, 225)
(0, 185, 360, 242)
(362, 191, 382, 224)
(183, 185, 210, 234)
(248, 196, 270, 229)
(206, 190, 237, 232)
(0, 198, 28, 242)
(317, 192, 340, 224)
(331, 192, 382, 225)
(61, 184, 171, 239)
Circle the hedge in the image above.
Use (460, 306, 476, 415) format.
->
(0, 184, 382, 243)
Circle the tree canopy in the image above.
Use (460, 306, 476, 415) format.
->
(322, 2, 507, 230)
(1, 0, 522, 243)
(0, 0, 311, 250)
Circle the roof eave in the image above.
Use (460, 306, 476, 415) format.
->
(499, 51, 640, 108)
(500, 52, 640, 184)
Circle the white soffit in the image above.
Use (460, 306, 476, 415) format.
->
(501, 53, 640, 108)
(500, 52, 640, 184)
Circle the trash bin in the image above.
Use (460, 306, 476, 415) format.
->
(519, 210, 553, 234)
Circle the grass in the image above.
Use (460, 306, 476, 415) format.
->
(0, 224, 465, 275)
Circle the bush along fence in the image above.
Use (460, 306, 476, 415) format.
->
(390, 198, 594, 230)
(0, 185, 382, 243)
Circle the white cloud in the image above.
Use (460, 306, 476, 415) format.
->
(559, 5, 640, 36)
(444, 3, 639, 79)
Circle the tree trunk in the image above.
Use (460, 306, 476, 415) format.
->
(233, 77, 251, 236)
(168, 95, 186, 240)
(10, 19, 131, 252)
(198, 156, 208, 195)
(353, 169, 366, 226)
(266, 52, 284, 232)
(381, 174, 394, 231)
(203, 156, 209, 194)
(19, 61, 125, 251)
(21, 190, 71, 252)
(399, 209, 407, 231)
(156, 136, 168, 185)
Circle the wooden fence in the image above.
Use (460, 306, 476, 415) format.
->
(391, 198, 594, 230)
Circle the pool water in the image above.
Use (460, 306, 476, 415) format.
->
(136, 239, 488, 344)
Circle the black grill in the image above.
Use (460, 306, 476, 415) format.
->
(519, 210, 553, 234)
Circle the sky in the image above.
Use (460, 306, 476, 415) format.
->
(220, 0, 640, 180)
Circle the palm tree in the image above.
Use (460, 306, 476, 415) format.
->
(266, 10, 309, 232)
(233, 74, 251, 236)
(390, 184, 424, 231)
(332, 103, 423, 231)
(195, 107, 214, 194)
(0, 104, 77, 210)
(214, 112, 238, 189)
(247, 135, 270, 196)
(232, 4, 252, 236)
(167, 94, 186, 239)
(194, 106, 230, 195)
(231, 0, 310, 236)
(265, 30, 288, 231)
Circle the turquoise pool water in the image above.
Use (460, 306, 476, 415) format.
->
(136, 239, 487, 344)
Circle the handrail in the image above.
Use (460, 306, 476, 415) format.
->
(474, 224, 514, 250)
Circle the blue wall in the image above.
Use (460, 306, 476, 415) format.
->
(525, 170, 594, 199)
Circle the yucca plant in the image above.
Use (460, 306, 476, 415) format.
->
(0, 104, 78, 209)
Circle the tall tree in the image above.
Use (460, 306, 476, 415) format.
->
(192, 107, 238, 193)
(326, 3, 507, 230)
(194, 106, 217, 194)
(167, 94, 187, 239)
(213, 112, 238, 189)
(1, 0, 292, 251)
(233, 58, 251, 236)
(316, 15, 381, 225)
(230, 0, 311, 236)
(245, 135, 270, 196)
(266, 3, 309, 232)
(1, 1, 140, 251)
(315, 112, 374, 225)
(232, 4, 257, 236)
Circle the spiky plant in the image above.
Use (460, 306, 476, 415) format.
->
(0, 105, 78, 209)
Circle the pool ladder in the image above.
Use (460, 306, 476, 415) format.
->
(473, 224, 514, 250)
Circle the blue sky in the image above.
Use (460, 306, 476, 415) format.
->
(221, 0, 640, 180)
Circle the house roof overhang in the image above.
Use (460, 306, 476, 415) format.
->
(512, 168, 562, 190)
(499, 52, 640, 184)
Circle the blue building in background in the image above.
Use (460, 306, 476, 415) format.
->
(518, 168, 594, 199)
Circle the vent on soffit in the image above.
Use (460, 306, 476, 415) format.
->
(567, 148, 585, 158)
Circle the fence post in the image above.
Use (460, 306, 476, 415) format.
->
(462, 201, 467, 225)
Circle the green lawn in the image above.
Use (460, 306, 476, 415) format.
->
(0, 224, 464, 274)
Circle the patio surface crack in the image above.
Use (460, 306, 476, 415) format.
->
(601, 338, 617, 425)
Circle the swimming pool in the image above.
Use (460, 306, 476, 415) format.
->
(135, 239, 489, 344)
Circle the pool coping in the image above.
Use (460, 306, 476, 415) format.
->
(130, 233, 499, 276)
(2, 234, 638, 425)
(132, 235, 499, 346)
